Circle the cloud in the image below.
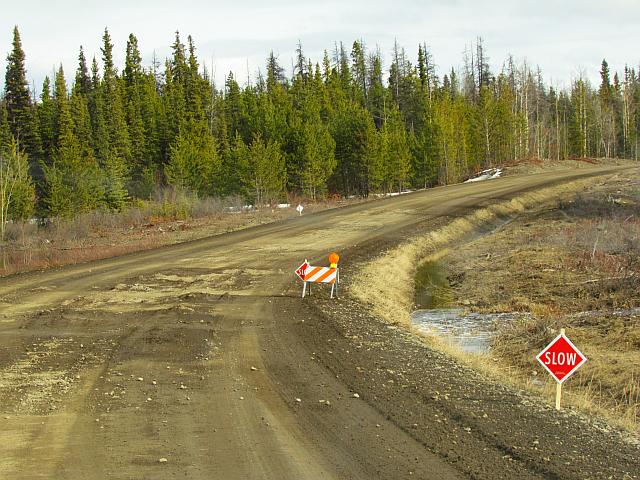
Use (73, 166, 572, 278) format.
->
(1, 0, 638, 93)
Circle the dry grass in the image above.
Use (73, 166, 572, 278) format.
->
(350, 176, 604, 326)
(413, 315, 640, 434)
(492, 312, 640, 431)
(486, 192, 640, 430)
(555, 194, 640, 309)
(350, 172, 640, 434)
(0, 191, 366, 277)
(503, 157, 632, 177)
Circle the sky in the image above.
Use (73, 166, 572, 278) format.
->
(1, 0, 639, 95)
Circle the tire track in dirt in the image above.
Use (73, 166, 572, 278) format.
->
(0, 165, 636, 479)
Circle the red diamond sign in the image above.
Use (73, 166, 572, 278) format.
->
(294, 261, 309, 281)
(536, 333, 587, 384)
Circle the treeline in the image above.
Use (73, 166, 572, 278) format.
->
(1, 27, 639, 220)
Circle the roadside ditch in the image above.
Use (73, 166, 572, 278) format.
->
(349, 171, 640, 435)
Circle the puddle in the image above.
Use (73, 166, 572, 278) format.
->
(413, 261, 639, 355)
(413, 260, 516, 353)
(411, 309, 518, 354)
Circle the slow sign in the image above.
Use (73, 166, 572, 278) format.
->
(536, 329, 587, 410)
(536, 333, 587, 384)
(294, 260, 309, 281)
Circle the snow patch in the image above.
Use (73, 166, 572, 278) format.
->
(372, 190, 413, 198)
(464, 168, 502, 183)
(226, 205, 253, 212)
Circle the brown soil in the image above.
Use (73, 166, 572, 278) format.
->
(0, 164, 638, 479)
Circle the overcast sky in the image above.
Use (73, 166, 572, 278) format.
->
(2, 0, 639, 94)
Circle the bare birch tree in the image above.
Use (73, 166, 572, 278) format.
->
(0, 140, 34, 241)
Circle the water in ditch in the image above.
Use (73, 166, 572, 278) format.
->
(412, 260, 516, 354)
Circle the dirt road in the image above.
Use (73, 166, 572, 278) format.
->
(1, 165, 638, 479)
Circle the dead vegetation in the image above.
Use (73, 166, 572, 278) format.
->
(0, 193, 249, 275)
(350, 175, 608, 326)
(558, 194, 640, 306)
(453, 172, 639, 431)
(490, 311, 640, 431)
(1, 191, 357, 276)
(350, 168, 640, 433)
(483, 184, 640, 431)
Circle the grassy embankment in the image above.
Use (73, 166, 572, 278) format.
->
(351, 168, 639, 433)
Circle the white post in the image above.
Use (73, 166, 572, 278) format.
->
(302, 282, 307, 298)
(556, 327, 566, 410)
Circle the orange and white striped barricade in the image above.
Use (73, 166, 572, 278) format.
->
(294, 259, 340, 299)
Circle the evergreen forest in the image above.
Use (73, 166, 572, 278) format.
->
(2, 27, 639, 220)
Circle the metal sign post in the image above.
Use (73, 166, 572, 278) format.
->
(295, 260, 309, 298)
(330, 269, 339, 298)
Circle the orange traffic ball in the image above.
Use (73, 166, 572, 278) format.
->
(329, 252, 340, 268)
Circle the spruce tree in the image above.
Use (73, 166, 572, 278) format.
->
(186, 35, 207, 122)
(74, 46, 92, 97)
(222, 133, 248, 197)
(100, 28, 131, 209)
(163, 60, 185, 151)
(299, 92, 336, 200)
(417, 45, 427, 91)
(124, 33, 148, 192)
(242, 133, 286, 205)
(598, 59, 616, 157)
(266, 52, 286, 90)
(137, 71, 164, 197)
(351, 41, 367, 104)
(337, 42, 351, 92)
(225, 72, 246, 141)
(4, 26, 42, 180)
(380, 108, 411, 192)
(89, 57, 109, 162)
(330, 101, 376, 196)
(70, 89, 95, 161)
(410, 96, 440, 189)
(367, 52, 386, 128)
(165, 119, 220, 196)
(0, 103, 11, 149)
(38, 77, 55, 163)
(43, 66, 103, 216)
(599, 60, 612, 101)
